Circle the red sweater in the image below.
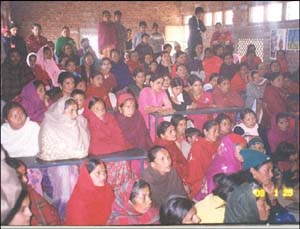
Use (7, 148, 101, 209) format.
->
(231, 73, 247, 94)
(186, 137, 220, 197)
(86, 84, 112, 109)
(203, 56, 223, 83)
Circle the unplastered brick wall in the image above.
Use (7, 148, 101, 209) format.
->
(9, 1, 182, 48)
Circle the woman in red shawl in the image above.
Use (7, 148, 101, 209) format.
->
(126, 50, 144, 75)
(83, 96, 132, 189)
(65, 159, 114, 225)
(107, 179, 159, 225)
(98, 10, 117, 58)
(202, 47, 223, 83)
(231, 62, 249, 94)
(276, 50, 289, 73)
(154, 121, 188, 182)
(186, 120, 220, 198)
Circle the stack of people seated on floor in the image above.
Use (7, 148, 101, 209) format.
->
(1, 6, 299, 226)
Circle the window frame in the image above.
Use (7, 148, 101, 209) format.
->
(285, 1, 300, 21)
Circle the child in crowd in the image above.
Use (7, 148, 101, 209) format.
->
(170, 114, 188, 151)
(276, 50, 289, 74)
(49, 72, 75, 103)
(181, 127, 202, 159)
(83, 96, 132, 190)
(127, 68, 146, 99)
(171, 51, 187, 77)
(157, 51, 172, 76)
(241, 44, 262, 70)
(219, 53, 238, 80)
(203, 73, 219, 92)
(233, 108, 259, 141)
(149, 60, 158, 73)
(143, 53, 154, 73)
(71, 89, 86, 116)
(202, 48, 222, 83)
(248, 136, 265, 153)
(79, 52, 99, 83)
(100, 57, 117, 93)
(175, 64, 189, 87)
(86, 71, 112, 109)
(268, 113, 296, 154)
(162, 73, 171, 90)
(215, 113, 232, 139)
(125, 50, 143, 74)
(65, 59, 81, 78)
(74, 77, 87, 92)
(135, 33, 154, 62)
(231, 62, 249, 95)
(186, 120, 220, 198)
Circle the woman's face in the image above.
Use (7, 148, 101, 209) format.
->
(218, 79, 231, 94)
(210, 77, 218, 88)
(177, 54, 186, 64)
(161, 53, 171, 63)
(150, 78, 163, 92)
(90, 163, 107, 187)
(91, 75, 104, 87)
(239, 65, 248, 77)
(205, 50, 213, 59)
(150, 62, 158, 72)
(64, 103, 78, 120)
(84, 54, 94, 66)
(252, 73, 264, 85)
(64, 45, 73, 55)
(61, 77, 75, 96)
(101, 60, 112, 72)
(277, 117, 289, 131)
(191, 80, 203, 95)
(243, 112, 257, 128)
(8, 196, 32, 226)
(161, 125, 177, 141)
(130, 52, 139, 62)
(176, 119, 187, 136)
(252, 162, 274, 185)
(91, 101, 106, 119)
(145, 54, 153, 64)
(219, 118, 232, 136)
(151, 149, 172, 175)
(271, 75, 284, 88)
(135, 72, 145, 86)
(36, 84, 46, 101)
(73, 94, 85, 110)
(10, 51, 21, 65)
(131, 186, 152, 214)
(195, 44, 203, 56)
(61, 28, 70, 37)
(250, 143, 265, 153)
(43, 49, 52, 60)
(119, 99, 136, 118)
(234, 143, 246, 162)
(224, 55, 233, 65)
(171, 85, 183, 98)
(6, 107, 27, 130)
(66, 61, 76, 73)
(177, 65, 187, 78)
(162, 76, 171, 89)
(10, 27, 18, 36)
(204, 125, 219, 142)
(182, 207, 201, 224)
(28, 55, 37, 67)
(256, 197, 270, 221)
(270, 62, 280, 73)
(111, 51, 120, 63)
(76, 81, 87, 92)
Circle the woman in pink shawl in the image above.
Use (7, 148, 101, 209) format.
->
(267, 112, 296, 154)
(195, 133, 247, 201)
(138, 73, 174, 140)
(36, 45, 61, 87)
(20, 80, 49, 123)
(107, 178, 159, 225)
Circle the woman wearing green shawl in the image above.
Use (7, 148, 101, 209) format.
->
(55, 26, 77, 58)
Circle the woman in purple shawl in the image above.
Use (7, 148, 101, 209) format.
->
(20, 80, 49, 123)
(195, 133, 247, 201)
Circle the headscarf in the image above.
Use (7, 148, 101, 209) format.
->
(26, 52, 37, 67)
(20, 80, 47, 123)
(108, 178, 159, 225)
(36, 45, 61, 87)
(38, 96, 90, 161)
(224, 183, 260, 223)
(65, 161, 114, 225)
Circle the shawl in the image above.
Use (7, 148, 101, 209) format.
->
(245, 78, 268, 109)
(65, 161, 114, 225)
(212, 87, 245, 107)
(111, 60, 133, 92)
(98, 21, 117, 52)
(115, 111, 153, 150)
(83, 98, 131, 155)
(1, 117, 40, 157)
(186, 137, 220, 197)
(231, 72, 247, 93)
(102, 72, 117, 92)
(126, 59, 144, 74)
(108, 179, 159, 225)
(154, 137, 188, 181)
(241, 55, 262, 70)
(20, 80, 47, 123)
(86, 84, 112, 109)
(141, 166, 187, 208)
(55, 36, 77, 58)
(219, 63, 238, 80)
(25, 34, 48, 53)
(203, 56, 223, 83)
(36, 45, 61, 87)
(197, 134, 245, 200)
(38, 96, 90, 161)
(267, 115, 296, 153)
(224, 183, 260, 223)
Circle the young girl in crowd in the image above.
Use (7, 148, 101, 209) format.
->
(154, 121, 188, 182)
(203, 73, 219, 92)
(79, 52, 99, 83)
(231, 62, 249, 95)
(65, 159, 114, 225)
(83, 96, 132, 189)
(126, 50, 143, 74)
(115, 93, 153, 176)
(36, 45, 61, 87)
(74, 77, 87, 92)
(160, 195, 200, 225)
(170, 114, 188, 151)
(5, 157, 61, 226)
(100, 57, 117, 93)
(141, 146, 187, 208)
(248, 136, 265, 153)
(127, 68, 146, 99)
(71, 89, 86, 115)
(108, 179, 159, 225)
(219, 53, 239, 80)
(186, 120, 220, 198)
(170, 51, 187, 77)
(26, 52, 52, 88)
(267, 113, 296, 154)
(143, 53, 154, 73)
(157, 51, 172, 76)
(138, 73, 173, 140)
(233, 108, 260, 141)
(50, 72, 75, 102)
(166, 77, 194, 111)
(162, 73, 171, 90)
(65, 59, 81, 78)
(149, 60, 158, 73)
(241, 44, 262, 70)
(175, 64, 189, 87)
(59, 43, 80, 66)
(202, 47, 223, 83)
(181, 127, 202, 159)
(188, 43, 205, 81)
(245, 70, 268, 124)
(215, 113, 232, 139)
(86, 71, 112, 109)
(196, 133, 247, 201)
(187, 75, 214, 130)
(20, 80, 49, 123)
